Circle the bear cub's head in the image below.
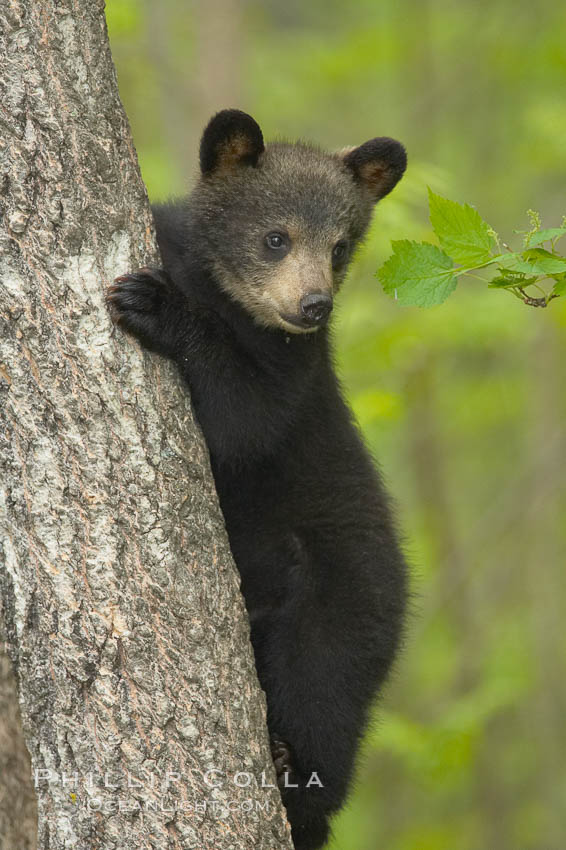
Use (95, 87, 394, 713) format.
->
(193, 109, 406, 334)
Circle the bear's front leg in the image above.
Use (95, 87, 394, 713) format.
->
(106, 267, 184, 358)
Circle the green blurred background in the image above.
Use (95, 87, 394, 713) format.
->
(106, 2, 566, 847)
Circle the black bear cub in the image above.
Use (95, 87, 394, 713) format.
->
(108, 109, 408, 850)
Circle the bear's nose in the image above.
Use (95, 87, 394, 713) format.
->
(300, 293, 333, 326)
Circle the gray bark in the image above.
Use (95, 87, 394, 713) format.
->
(0, 2, 292, 848)
(0, 623, 37, 849)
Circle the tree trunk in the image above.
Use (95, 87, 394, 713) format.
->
(0, 2, 292, 848)
(0, 621, 37, 849)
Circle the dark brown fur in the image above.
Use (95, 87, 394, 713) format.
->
(107, 110, 408, 850)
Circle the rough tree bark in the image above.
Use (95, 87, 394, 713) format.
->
(0, 2, 292, 849)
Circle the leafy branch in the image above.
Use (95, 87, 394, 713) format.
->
(378, 190, 566, 308)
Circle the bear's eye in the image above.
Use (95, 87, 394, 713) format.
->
(332, 240, 348, 266)
(265, 232, 286, 250)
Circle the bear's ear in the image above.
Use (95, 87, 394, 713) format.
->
(341, 138, 407, 203)
(200, 109, 265, 176)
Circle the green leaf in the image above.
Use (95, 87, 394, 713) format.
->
(497, 250, 566, 276)
(552, 276, 566, 296)
(487, 275, 537, 289)
(525, 227, 566, 248)
(496, 253, 538, 274)
(523, 248, 566, 274)
(428, 189, 496, 266)
(378, 240, 458, 307)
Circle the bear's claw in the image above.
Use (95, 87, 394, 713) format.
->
(270, 736, 295, 790)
